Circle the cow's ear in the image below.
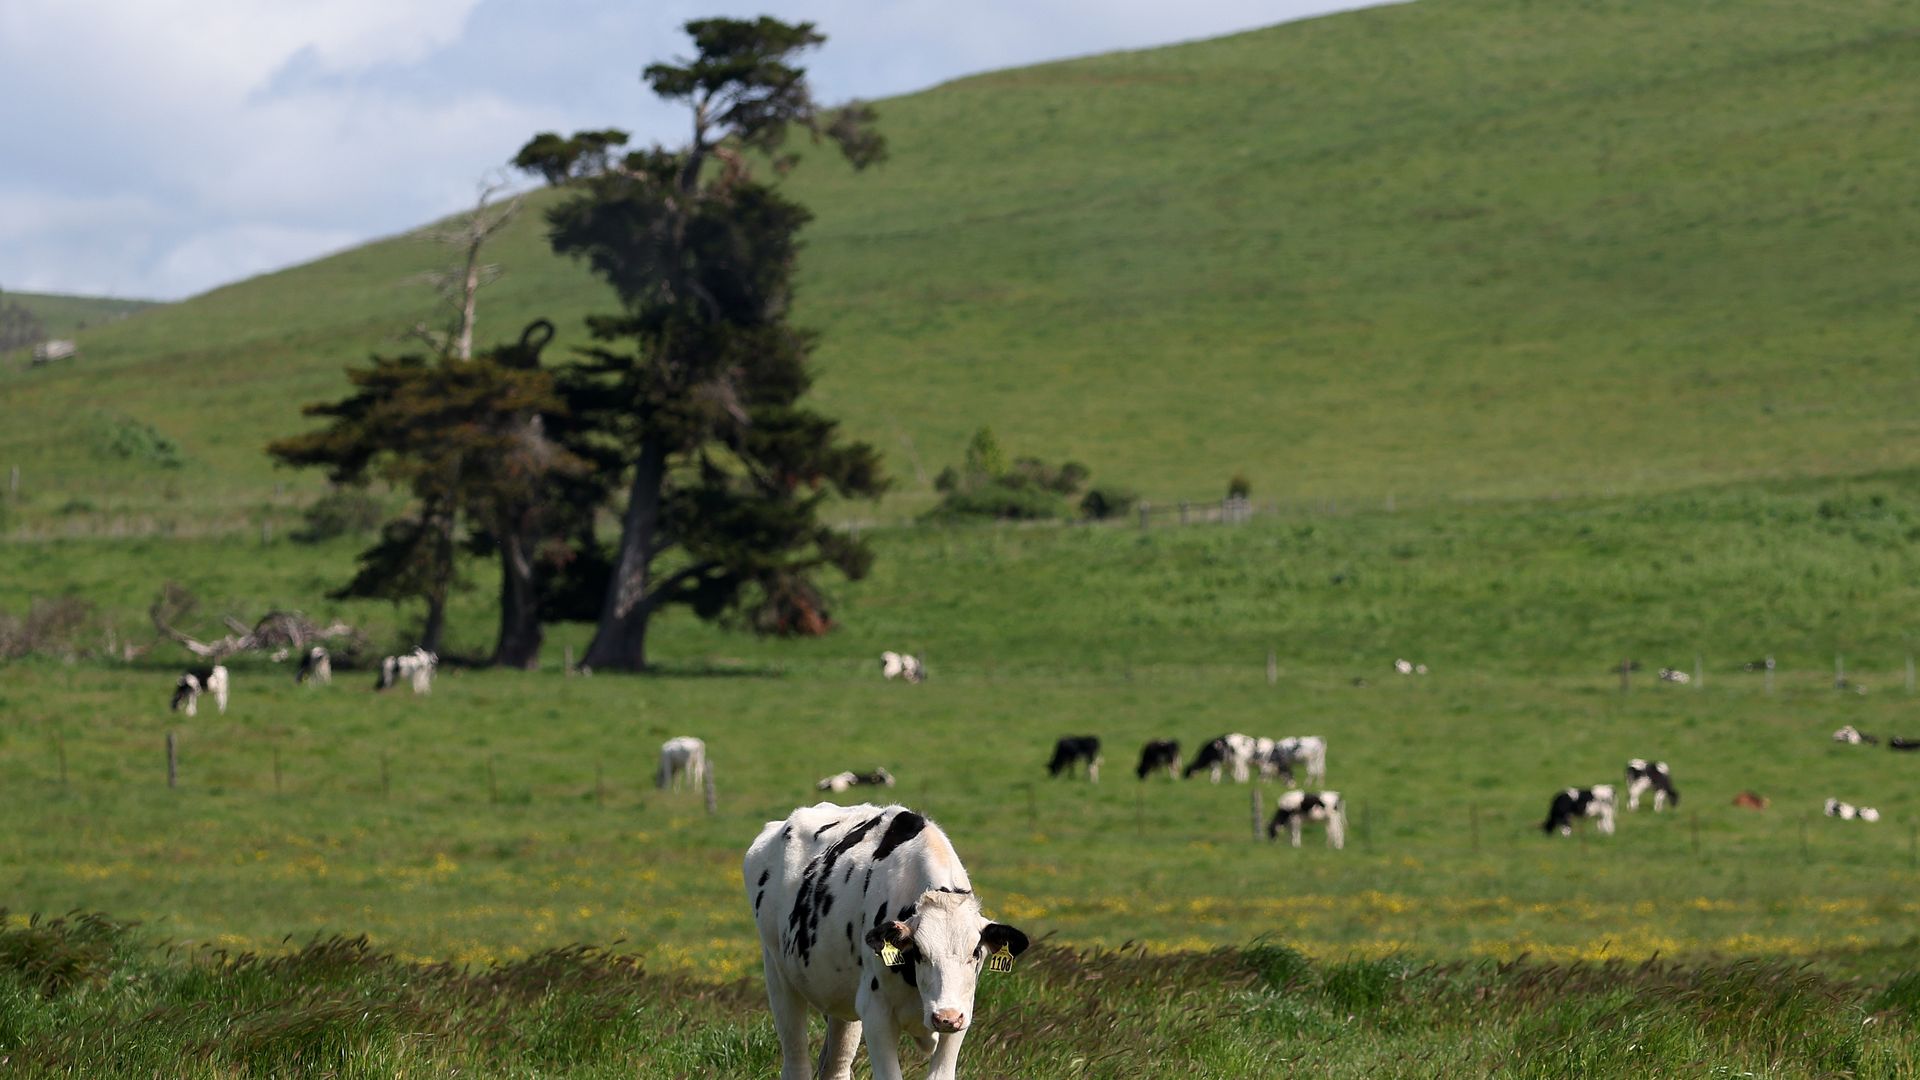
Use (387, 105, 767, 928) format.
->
(982, 923, 1029, 958)
(865, 921, 913, 952)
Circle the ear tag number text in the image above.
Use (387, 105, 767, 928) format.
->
(986, 946, 1014, 973)
(879, 942, 906, 968)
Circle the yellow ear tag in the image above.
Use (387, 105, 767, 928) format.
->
(879, 942, 906, 968)
(986, 946, 1015, 974)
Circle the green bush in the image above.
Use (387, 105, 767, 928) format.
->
(924, 481, 1067, 522)
(293, 489, 385, 544)
(1079, 485, 1139, 520)
(92, 415, 184, 469)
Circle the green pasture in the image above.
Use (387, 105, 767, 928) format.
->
(4, 0, 1919, 525)
(5, 481, 1920, 980)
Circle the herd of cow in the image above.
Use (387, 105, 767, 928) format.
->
(158, 644, 1910, 1079)
(167, 646, 437, 715)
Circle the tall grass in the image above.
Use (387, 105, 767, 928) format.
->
(0, 916, 1909, 1077)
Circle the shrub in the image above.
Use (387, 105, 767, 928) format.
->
(293, 489, 385, 543)
(1079, 485, 1139, 520)
(924, 481, 1067, 522)
(93, 414, 184, 468)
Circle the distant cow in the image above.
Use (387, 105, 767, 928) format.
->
(1266, 790, 1347, 849)
(1392, 658, 1428, 675)
(818, 768, 896, 793)
(1183, 733, 1261, 783)
(880, 651, 925, 684)
(375, 647, 436, 694)
(658, 736, 708, 792)
(295, 646, 332, 686)
(1046, 736, 1101, 782)
(1135, 739, 1180, 780)
(170, 664, 229, 716)
(1833, 725, 1879, 746)
(1824, 798, 1880, 823)
(1890, 737, 1920, 751)
(1657, 668, 1691, 684)
(1268, 736, 1328, 787)
(745, 802, 1028, 1080)
(1732, 791, 1770, 810)
(1542, 784, 1616, 836)
(1624, 759, 1679, 812)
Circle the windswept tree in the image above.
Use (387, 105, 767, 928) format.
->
(517, 17, 887, 671)
(268, 323, 588, 664)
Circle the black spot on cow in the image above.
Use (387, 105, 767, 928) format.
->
(845, 922, 854, 946)
(787, 814, 887, 965)
(896, 903, 916, 922)
(754, 890, 763, 912)
(872, 811, 926, 862)
(757, 869, 769, 887)
(815, 821, 839, 839)
(870, 976, 879, 992)
(843, 862, 855, 884)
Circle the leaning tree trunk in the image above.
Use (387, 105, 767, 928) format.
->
(419, 499, 457, 655)
(491, 525, 543, 669)
(582, 438, 667, 671)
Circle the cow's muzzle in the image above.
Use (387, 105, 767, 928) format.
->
(930, 1009, 967, 1033)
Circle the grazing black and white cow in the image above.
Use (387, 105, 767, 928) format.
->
(1657, 668, 1691, 684)
(1833, 725, 1880, 746)
(170, 664, 229, 716)
(295, 646, 331, 686)
(374, 647, 437, 694)
(745, 803, 1029, 1080)
(1183, 733, 1260, 783)
(658, 736, 708, 791)
(1392, 658, 1428, 675)
(1266, 790, 1346, 849)
(1135, 739, 1180, 781)
(1624, 759, 1679, 812)
(1046, 736, 1101, 782)
(1824, 798, 1880, 822)
(819, 768, 897, 794)
(1890, 737, 1920, 752)
(880, 651, 926, 684)
(1267, 736, 1328, 787)
(1542, 784, 1616, 836)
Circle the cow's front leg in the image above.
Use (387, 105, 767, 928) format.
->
(926, 1028, 967, 1080)
(818, 1016, 862, 1080)
(856, 1000, 908, 1080)
(760, 953, 813, 1080)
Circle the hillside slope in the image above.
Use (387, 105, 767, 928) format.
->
(1, 0, 1915, 526)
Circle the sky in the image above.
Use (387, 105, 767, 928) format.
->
(0, 0, 1384, 302)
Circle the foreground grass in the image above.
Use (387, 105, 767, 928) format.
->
(0, 914, 1912, 1078)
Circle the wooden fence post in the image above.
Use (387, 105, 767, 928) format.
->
(703, 761, 717, 815)
(1470, 803, 1480, 851)
(1835, 654, 1845, 690)
(8, 465, 17, 495)
(595, 763, 605, 807)
(1266, 650, 1278, 687)
(166, 732, 177, 790)
(1251, 787, 1263, 842)
(1765, 655, 1774, 695)
(1138, 503, 1150, 531)
(1694, 653, 1703, 689)
(1179, 501, 1190, 525)
(565, 645, 575, 677)
(1619, 658, 1631, 695)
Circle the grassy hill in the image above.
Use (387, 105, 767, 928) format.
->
(2, 0, 1916, 529)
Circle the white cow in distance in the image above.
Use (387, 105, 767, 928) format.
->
(170, 664, 229, 716)
(375, 647, 436, 694)
(880, 651, 925, 683)
(745, 803, 1029, 1080)
(1267, 790, 1346, 848)
(658, 736, 708, 792)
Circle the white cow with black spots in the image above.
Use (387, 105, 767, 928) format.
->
(1267, 790, 1346, 848)
(170, 664, 229, 716)
(375, 647, 436, 694)
(745, 803, 1029, 1080)
(1624, 759, 1679, 811)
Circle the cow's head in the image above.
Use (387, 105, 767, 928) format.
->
(864, 889, 1028, 1035)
